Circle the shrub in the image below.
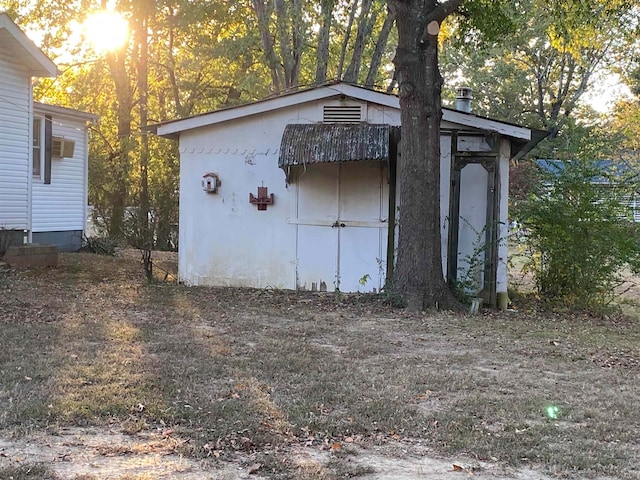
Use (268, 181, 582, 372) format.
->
(81, 235, 120, 256)
(517, 159, 640, 308)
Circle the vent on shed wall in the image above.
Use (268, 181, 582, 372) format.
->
(323, 105, 363, 123)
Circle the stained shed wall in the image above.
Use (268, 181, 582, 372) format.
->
(176, 95, 511, 294)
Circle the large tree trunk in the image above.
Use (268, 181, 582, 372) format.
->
(388, 0, 462, 311)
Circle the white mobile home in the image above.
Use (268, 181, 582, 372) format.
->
(31, 102, 97, 251)
(0, 13, 96, 252)
(154, 82, 544, 304)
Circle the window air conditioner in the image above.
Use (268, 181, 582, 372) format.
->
(51, 137, 75, 158)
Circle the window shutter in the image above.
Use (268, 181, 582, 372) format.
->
(44, 115, 52, 184)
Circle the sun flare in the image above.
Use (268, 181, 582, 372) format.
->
(81, 11, 129, 54)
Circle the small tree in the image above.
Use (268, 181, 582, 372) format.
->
(519, 158, 640, 308)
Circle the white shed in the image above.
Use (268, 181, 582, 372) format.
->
(153, 82, 543, 303)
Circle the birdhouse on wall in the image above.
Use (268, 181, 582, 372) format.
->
(202, 173, 221, 193)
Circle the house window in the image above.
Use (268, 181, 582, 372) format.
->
(32, 117, 42, 177)
(33, 115, 52, 184)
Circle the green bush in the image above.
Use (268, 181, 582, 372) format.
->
(517, 159, 640, 308)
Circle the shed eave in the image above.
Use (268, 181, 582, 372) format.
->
(151, 81, 537, 143)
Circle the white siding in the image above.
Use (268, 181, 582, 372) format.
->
(0, 50, 30, 230)
(31, 114, 87, 233)
(177, 96, 512, 292)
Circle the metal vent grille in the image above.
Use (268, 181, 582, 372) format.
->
(323, 105, 363, 123)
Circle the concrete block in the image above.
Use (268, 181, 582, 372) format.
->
(4, 244, 58, 268)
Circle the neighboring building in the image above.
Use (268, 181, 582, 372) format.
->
(0, 13, 96, 252)
(536, 159, 640, 223)
(31, 102, 97, 251)
(152, 82, 544, 303)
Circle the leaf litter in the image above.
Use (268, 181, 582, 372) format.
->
(0, 251, 638, 479)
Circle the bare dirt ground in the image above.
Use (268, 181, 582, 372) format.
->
(1, 250, 638, 480)
(0, 426, 563, 480)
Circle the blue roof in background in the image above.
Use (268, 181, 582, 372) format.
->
(535, 159, 640, 184)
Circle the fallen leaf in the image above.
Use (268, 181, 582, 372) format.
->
(330, 442, 342, 450)
(247, 463, 262, 474)
(344, 436, 354, 443)
(453, 464, 464, 471)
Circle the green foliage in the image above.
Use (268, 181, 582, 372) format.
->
(452, 219, 493, 304)
(518, 158, 640, 308)
(442, 0, 640, 138)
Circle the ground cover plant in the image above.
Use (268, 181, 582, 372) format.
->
(0, 252, 639, 479)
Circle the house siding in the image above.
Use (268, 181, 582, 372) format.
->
(0, 50, 30, 231)
(31, 111, 88, 251)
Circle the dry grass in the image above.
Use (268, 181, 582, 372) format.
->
(1, 252, 640, 479)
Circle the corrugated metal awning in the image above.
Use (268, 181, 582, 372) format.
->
(279, 124, 391, 167)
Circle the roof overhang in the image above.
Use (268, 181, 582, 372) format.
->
(0, 14, 58, 77)
(34, 101, 99, 123)
(279, 123, 396, 168)
(151, 82, 538, 144)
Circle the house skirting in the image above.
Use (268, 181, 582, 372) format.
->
(32, 230, 83, 252)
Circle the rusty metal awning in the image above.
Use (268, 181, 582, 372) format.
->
(278, 123, 392, 167)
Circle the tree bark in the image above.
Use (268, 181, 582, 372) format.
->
(388, 0, 463, 311)
(365, 9, 395, 87)
(315, 0, 336, 83)
(343, 0, 375, 83)
(252, 0, 284, 92)
(136, 0, 152, 249)
(337, 0, 359, 80)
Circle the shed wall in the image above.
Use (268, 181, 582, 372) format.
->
(177, 96, 510, 293)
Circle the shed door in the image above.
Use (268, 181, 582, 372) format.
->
(294, 162, 388, 292)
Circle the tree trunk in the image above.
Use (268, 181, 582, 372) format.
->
(343, 0, 375, 83)
(315, 0, 335, 83)
(337, 0, 358, 80)
(365, 9, 395, 87)
(252, 0, 284, 91)
(388, 0, 463, 311)
(136, 0, 152, 249)
(105, 48, 133, 239)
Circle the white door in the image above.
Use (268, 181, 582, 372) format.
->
(294, 162, 388, 292)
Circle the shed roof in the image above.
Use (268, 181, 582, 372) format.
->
(0, 13, 58, 77)
(152, 82, 537, 143)
(279, 123, 394, 167)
